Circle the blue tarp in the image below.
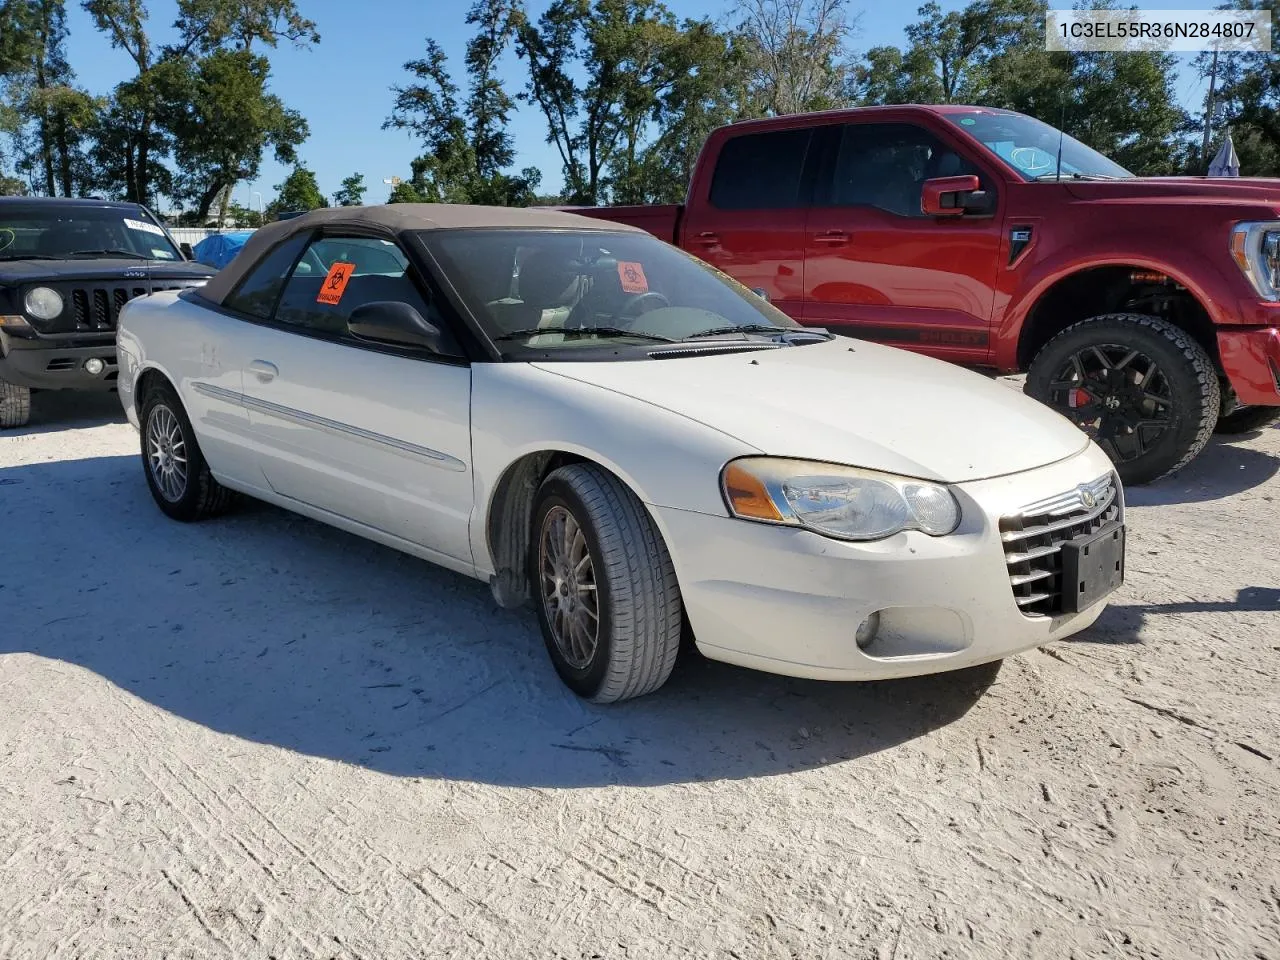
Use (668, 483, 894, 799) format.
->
(191, 231, 253, 269)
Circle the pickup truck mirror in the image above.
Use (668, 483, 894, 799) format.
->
(921, 175, 983, 217)
(348, 300, 443, 353)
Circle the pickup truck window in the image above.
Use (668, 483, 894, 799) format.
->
(709, 128, 813, 210)
(945, 111, 1133, 181)
(823, 122, 979, 218)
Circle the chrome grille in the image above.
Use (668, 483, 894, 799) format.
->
(1000, 473, 1121, 617)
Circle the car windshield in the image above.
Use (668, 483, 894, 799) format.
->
(946, 111, 1134, 181)
(0, 204, 182, 261)
(423, 228, 802, 357)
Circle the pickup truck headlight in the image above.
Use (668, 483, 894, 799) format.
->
(1230, 222, 1280, 300)
(24, 286, 63, 320)
(721, 457, 960, 541)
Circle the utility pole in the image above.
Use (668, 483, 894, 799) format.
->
(1201, 47, 1220, 165)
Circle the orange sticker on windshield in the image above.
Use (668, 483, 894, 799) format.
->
(617, 261, 648, 294)
(317, 261, 355, 305)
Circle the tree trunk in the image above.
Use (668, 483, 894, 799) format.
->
(54, 115, 73, 197)
(196, 181, 224, 223)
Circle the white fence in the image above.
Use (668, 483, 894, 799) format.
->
(167, 226, 258, 246)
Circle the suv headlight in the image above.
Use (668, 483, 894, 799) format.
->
(1230, 221, 1280, 301)
(24, 286, 64, 320)
(721, 457, 961, 541)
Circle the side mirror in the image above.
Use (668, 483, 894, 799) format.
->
(751, 287, 770, 301)
(348, 300, 443, 353)
(180, 242, 194, 260)
(921, 175, 983, 217)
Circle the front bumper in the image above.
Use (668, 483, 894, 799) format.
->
(0, 331, 118, 391)
(655, 444, 1120, 681)
(1219, 325, 1280, 407)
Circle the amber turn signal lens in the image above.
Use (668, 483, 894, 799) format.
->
(0, 315, 31, 330)
(723, 462, 783, 521)
(1231, 229, 1251, 276)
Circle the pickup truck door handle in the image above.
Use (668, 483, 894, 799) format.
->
(694, 231, 720, 246)
(248, 359, 278, 383)
(813, 230, 849, 245)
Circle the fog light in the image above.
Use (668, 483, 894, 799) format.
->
(84, 357, 105, 375)
(855, 611, 881, 650)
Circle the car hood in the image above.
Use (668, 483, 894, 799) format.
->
(1064, 176, 1280, 208)
(532, 338, 1089, 483)
(0, 258, 215, 282)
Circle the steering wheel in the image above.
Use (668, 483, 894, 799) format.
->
(620, 291, 670, 317)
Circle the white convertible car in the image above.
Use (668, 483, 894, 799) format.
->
(117, 205, 1125, 702)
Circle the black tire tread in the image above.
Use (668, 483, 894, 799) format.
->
(545, 463, 682, 703)
(0, 379, 32, 429)
(1028, 313, 1220, 484)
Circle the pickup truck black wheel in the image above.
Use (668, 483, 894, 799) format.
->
(1026, 314, 1219, 486)
(140, 382, 232, 522)
(530, 463, 683, 703)
(1214, 404, 1280, 435)
(0, 379, 31, 428)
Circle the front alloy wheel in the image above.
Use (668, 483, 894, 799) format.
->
(146, 402, 189, 503)
(538, 505, 601, 670)
(139, 381, 233, 522)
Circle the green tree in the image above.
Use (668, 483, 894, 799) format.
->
(386, 0, 539, 205)
(333, 171, 365, 206)
(729, 0, 859, 116)
(268, 163, 325, 216)
(386, 181, 425, 203)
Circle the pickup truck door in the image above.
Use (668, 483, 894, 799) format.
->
(802, 120, 1005, 365)
(234, 234, 475, 570)
(679, 125, 817, 320)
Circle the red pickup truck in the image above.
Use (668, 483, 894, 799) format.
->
(575, 105, 1280, 484)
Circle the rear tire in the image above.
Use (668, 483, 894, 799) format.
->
(139, 381, 232, 522)
(1026, 314, 1219, 486)
(530, 463, 683, 703)
(0, 379, 31, 428)
(1214, 404, 1280, 435)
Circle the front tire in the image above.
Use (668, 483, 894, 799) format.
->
(530, 463, 683, 703)
(139, 382, 232, 522)
(0, 379, 31, 428)
(1026, 314, 1219, 485)
(1215, 404, 1280, 435)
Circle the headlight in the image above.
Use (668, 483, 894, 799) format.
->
(24, 286, 63, 320)
(721, 457, 961, 541)
(1230, 221, 1280, 300)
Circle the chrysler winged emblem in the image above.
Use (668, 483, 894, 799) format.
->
(1079, 487, 1097, 508)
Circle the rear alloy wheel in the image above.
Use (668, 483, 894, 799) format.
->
(140, 382, 233, 522)
(0, 379, 31, 429)
(531, 463, 683, 703)
(1215, 404, 1280, 435)
(1027, 314, 1219, 485)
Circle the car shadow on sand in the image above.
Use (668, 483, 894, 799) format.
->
(8, 389, 127, 436)
(1125, 432, 1279, 506)
(1069, 586, 1279, 647)
(1, 454, 1002, 789)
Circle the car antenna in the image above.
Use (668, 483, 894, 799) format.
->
(1055, 100, 1066, 183)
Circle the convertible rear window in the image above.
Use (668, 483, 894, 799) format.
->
(422, 228, 799, 356)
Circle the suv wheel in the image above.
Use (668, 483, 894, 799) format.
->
(0, 379, 31, 429)
(1026, 313, 1219, 485)
(530, 463, 683, 703)
(140, 382, 233, 521)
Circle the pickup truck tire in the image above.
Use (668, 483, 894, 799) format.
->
(0, 379, 31, 429)
(139, 382, 233, 522)
(1214, 404, 1280, 435)
(531, 463, 682, 703)
(1026, 314, 1219, 486)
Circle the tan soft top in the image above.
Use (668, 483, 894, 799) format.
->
(198, 203, 640, 307)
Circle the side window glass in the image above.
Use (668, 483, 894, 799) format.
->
(223, 234, 309, 318)
(273, 235, 460, 356)
(828, 123, 978, 217)
(709, 128, 812, 210)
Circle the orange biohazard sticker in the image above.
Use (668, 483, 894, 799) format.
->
(617, 260, 648, 294)
(316, 261, 356, 305)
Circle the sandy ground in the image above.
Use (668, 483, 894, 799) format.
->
(1, 389, 1278, 960)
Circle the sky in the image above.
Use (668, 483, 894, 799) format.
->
(59, 0, 1218, 211)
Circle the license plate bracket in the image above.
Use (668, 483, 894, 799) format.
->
(1061, 521, 1125, 613)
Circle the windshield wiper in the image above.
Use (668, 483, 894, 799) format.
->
(0, 254, 59, 261)
(67, 248, 151, 260)
(494, 325, 676, 343)
(1033, 172, 1121, 182)
(682, 323, 792, 340)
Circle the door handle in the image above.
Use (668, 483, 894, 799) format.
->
(694, 231, 720, 246)
(813, 230, 849, 244)
(248, 359, 278, 383)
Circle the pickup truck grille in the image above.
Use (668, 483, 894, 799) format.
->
(44, 281, 204, 333)
(1000, 473, 1120, 617)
